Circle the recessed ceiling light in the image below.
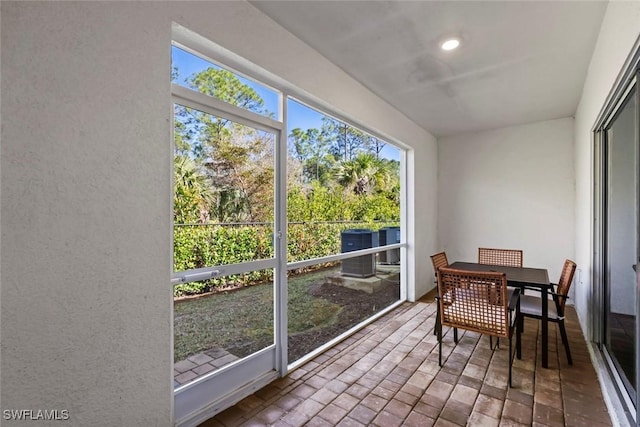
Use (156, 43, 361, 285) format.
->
(441, 38, 460, 51)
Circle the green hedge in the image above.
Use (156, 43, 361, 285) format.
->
(173, 221, 399, 296)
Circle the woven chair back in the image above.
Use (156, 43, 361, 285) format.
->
(478, 247, 523, 267)
(437, 267, 509, 338)
(430, 252, 449, 277)
(555, 259, 577, 314)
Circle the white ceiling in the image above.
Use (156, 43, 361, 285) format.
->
(251, 1, 608, 137)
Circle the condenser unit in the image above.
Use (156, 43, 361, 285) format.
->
(340, 229, 378, 277)
(378, 226, 400, 264)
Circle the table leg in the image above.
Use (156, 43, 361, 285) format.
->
(541, 286, 548, 368)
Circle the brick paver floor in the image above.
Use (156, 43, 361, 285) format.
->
(199, 292, 612, 426)
(175, 347, 240, 388)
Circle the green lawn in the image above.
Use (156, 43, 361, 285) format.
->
(174, 267, 341, 362)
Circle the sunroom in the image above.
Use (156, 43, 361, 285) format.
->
(2, 1, 640, 427)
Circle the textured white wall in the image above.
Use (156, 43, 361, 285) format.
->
(1, 1, 436, 425)
(409, 140, 439, 299)
(437, 118, 576, 283)
(1, 2, 174, 425)
(574, 0, 640, 333)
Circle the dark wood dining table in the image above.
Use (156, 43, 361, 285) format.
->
(449, 261, 552, 368)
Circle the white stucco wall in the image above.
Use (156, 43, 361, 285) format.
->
(437, 118, 576, 284)
(1, 1, 436, 425)
(409, 138, 439, 299)
(574, 0, 640, 333)
(1, 3, 175, 425)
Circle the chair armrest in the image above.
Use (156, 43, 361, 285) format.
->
(522, 282, 556, 292)
(523, 282, 567, 297)
(508, 288, 521, 311)
(520, 284, 568, 299)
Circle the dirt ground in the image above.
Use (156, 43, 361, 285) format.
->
(288, 279, 400, 362)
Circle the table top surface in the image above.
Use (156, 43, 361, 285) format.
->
(448, 261, 550, 288)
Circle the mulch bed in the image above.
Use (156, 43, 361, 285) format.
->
(288, 280, 400, 362)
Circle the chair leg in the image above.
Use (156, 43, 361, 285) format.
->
(433, 295, 440, 336)
(558, 320, 573, 365)
(516, 315, 522, 360)
(508, 335, 513, 387)
(489, 336, 500, 350)
(437, 317, 443, 367)
(509, 307, 520, 387)
(453, 327, 458, 343)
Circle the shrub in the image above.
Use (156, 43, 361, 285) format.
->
(173, 220, 399, 297)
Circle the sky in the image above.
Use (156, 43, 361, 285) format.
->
(172, 46, 400, 161)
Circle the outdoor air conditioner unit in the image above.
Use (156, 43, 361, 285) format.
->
(341, 229, 378, 278)
(378, 226, 400, 264)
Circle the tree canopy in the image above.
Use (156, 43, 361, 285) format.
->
(173, 65, 400, 225)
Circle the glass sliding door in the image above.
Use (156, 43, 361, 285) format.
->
(595, 73, 640, 423)
(602, 78, 639, 418)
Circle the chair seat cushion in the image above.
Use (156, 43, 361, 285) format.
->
(520, 294, 560, 319)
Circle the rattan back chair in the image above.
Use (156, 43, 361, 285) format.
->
(430, 251, 449, 279)
(519, 259, 577, 365)
(430, 252, 449, 336)
(437, 267, 521, 386)
(478, 247, 523, 267)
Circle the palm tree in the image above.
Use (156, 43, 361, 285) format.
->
(174, 155, 215, 224)
(334, 153, 393, 195)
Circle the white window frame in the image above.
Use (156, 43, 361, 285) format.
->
(171, 22, 410, 425)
